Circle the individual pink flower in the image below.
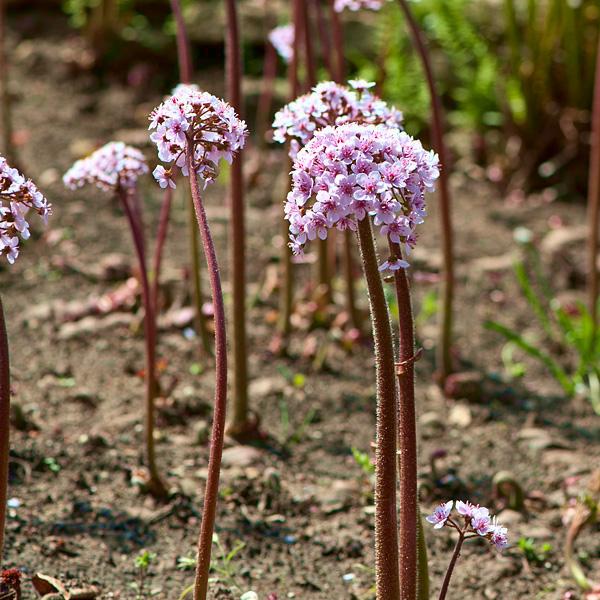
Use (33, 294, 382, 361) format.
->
(487, 517, 509, 550)
(470, 506, 491, 536)
(285, 123, 439, 271)
(153, 165, 176, 189)
(269, 24, 294, 64)
(63, 141, 148, 192)
(148, 85, 247, 188)
(0, 156, 51, 264)
(456, 500, 476, 518)
(426, 500, 453, 529)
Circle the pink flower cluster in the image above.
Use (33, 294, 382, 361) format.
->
(334, 0, 385, 12)
(148, 84, 247, 189)
(63, 141, 148, 193)
(286, 123, 439, 270)
(426, 500, 509, 550)
(0, 156, 51, 264)
(269, 24, 294, 64)
(273, 80, 403, 158)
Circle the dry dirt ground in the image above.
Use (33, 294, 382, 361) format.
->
(1, 11, 599, 600)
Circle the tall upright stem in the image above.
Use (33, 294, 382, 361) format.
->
(277, 0, 302, 347)
(0, 294, 10, 566)
(0, 0, 15, 165)
(437, 534, 465, 600)
(587, 35, 600, 327)
(255, 41, 278, 146)
(396, 0, 455, 385)
(355, 218, 401, 600)
(389, 241, 419, 600)
(186, 151, 228, 600)
(119, 189, 167, 499)
(151, 187, 173, 313)
(170, 0, 192, 83)
(327, 2, 361, 331)
(224, 0, 250, 436)
(170, 0, 212, 355)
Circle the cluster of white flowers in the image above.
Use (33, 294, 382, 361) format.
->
(63, 141, 148, 192)
(286, 123, 439, 270)
(0, 156, 51, 264)
(269, 24, 294, 64)
(334, 0, 385, 11)
(148, 84, 247, 189)
(273, 80, 403, 158)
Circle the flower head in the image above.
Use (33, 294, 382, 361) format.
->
(0, 156, 51, 264)
(334, 0, 385, 12)
(63, 141, 148, 193)
(426, 500, 453, 529)
(428, 499, 509, 551)
(286, 123, 439, 270)
(273, 80, 403, 158)
(269, 24, 294, 64)
(148, 85, 247, 188)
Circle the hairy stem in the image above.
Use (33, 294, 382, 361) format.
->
(396, 0, 455, 385)
(0, 294, 10, 566)
(587, 34, 600, 327)
(389, 241, 419, 600)
(438, 534, 465, 600)
(224, 0, 250, 436)
(187, 151, 228, 600)
(119, 189, 167, 499)
(356, 218, 401, 600)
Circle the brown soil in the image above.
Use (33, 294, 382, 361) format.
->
(2, 11, 599, 600)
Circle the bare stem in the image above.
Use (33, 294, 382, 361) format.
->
(224, 0, 250, 437)
(170, 0, 192, 83)
(0, 294, 10, 567)
(389, 241, 419, 600)
(356, 218, 401, 600)
(396, 0, 455, 385)
(587, 34, 600, 328)
(0, 0, 16, 166)
(329, 0, 346, 83)
(438, 533, 465, 600)
(255, 41, 278, 146)
(151, 187, 173, 313)
(119, 189, 168, 499)
(187, 151, 228, 600)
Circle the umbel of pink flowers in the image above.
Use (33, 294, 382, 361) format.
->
(273, 80, 403, 158)
(427, 500, 509, 550)
(286, 122, 439, 271)
(148, 84, 247, 190)
(269, 24, 294, 64)
(63, 141, 148, 192)
(0, 156, 51, 264)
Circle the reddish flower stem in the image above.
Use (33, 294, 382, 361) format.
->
(587, 34, 600, 327)
(0, 294, 10, 567)
(396, 0, 455, 385)
(169, 0, 192, 83)
(255, 41, 278, 146)
(438, 532, 465, 600)
(311, 0, 334, 76)
(151, 187, 173, 313)
(0, 0, 15, 166)
(186, 148, 228, 600)
(170, 0, 212, 356)
(224, 0, 250, 437)
(119, 188, 167, 499)
(326, 2, 361, 332)
(356, 218, 401, 600)
(388, 240, 418, 599)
